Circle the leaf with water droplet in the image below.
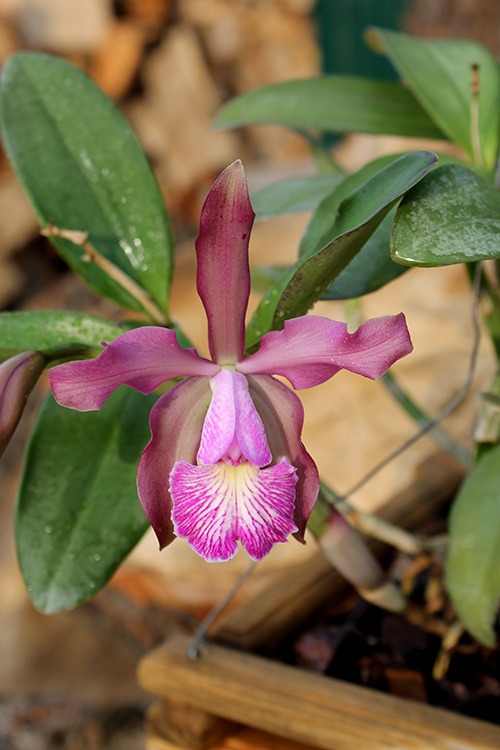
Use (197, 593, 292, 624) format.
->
(245, 151, 437, 349)
(446, 443, 500, 647)
(16, 387, 154, 613)
(1, 53, 173, 316)
(0, 310, 136, 361)
(392, 164, 500, 266)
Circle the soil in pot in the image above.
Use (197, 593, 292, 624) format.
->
(282, 547, 500, 725)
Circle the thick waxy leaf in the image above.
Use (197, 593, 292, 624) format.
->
(245, 151, 437, 349)
(446, 444, 500, 647)
(321, 209, 408, 300)
(392, 165, 500, 266)
(298, 154, 402, 259)
(0, 311, 133, 361)
(16, 387, 156, 613)
(296, 155, 422, 299)
(367, 28, 500, 169)
(251, 174, 345, 219)
(1, 53, 173, 315)
(215, 76, 445, 139)
(299, 152, 464, 261)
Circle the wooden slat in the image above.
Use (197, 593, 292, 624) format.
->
(148, 725, 317, 750)
(213, 453, 465, 650)
(214, 551, 348, 651)
(139, 632, 500, 750)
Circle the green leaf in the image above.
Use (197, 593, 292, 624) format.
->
(1, 52, 173, 315)
(251, 174, 345, 219)
(0, 311, 134, 359)
(215, 76, 445, 139)
(306, 483, 337, 539)
(250, 265, 287, 294)
(245, 151, 437, 349)
(475, 378, 500, 454)
(479, 391, 500, 411)
(298, 154, 404, 259)
(321, 209, 408, 300)
(298, 152, 463, 261)
(249, 159, 399, 292)
(392, 164, 500, 266)
(446, 444, 500, 647)
(367, 28, 500, 169)
(15, 387, 156, 613)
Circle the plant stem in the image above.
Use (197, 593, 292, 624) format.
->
(319, 481, 425, 555)
(494, 152, 500, 189)
(380, 371, 471, 467)
(186, 561, 257, 660)
(432, 621, 464, 680)
(41, 224, 169, 326)
(470, 62, 484, 169)
(337, 499, 425, 555)
(340, 263, 482, 500)
(318, 506, 407, 612)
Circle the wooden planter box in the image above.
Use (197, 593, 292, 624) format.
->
(138, 456, 500, 750)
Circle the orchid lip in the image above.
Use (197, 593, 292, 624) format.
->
(170, 457, 298, 562)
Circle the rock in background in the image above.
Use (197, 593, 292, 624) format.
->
(406, 0, 500, 54)
(0, 0, 320, 288)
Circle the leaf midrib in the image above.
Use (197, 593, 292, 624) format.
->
(4, 58, 156, 312)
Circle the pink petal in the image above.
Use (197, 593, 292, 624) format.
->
(170, 457, 298, 562)
(49, 326, 218, 411)
(198, 370, 272, 467)
(197, 369, 236, 465)
(196, 161, 254, 364)
(233, 371, 272, 467)
(238, 458, 298, 560)
(137, 376, 212, 549)
(238, 314, 413, 389)
(170, 461, 239, 562)
(247, 374, 319, 542)
(0, 350, 46, 455)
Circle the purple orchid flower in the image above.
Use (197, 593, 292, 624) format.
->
(0, 350, 47, 456)
(49, 161, 413, 563)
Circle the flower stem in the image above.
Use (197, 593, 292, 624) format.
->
(342, 264, 481, 501)
(432, 620, 465, 680)
(319, 481, 425, 555)
(380, 371, 471, 467)
(470, 62, 484, 169)
(41, 224, 169, 325)
(337, 500, 425, 555)
(186, 561, 258, 660)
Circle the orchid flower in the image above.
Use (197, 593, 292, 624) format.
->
(0, 350, 47, 456)
(49, 161, 413, 563)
